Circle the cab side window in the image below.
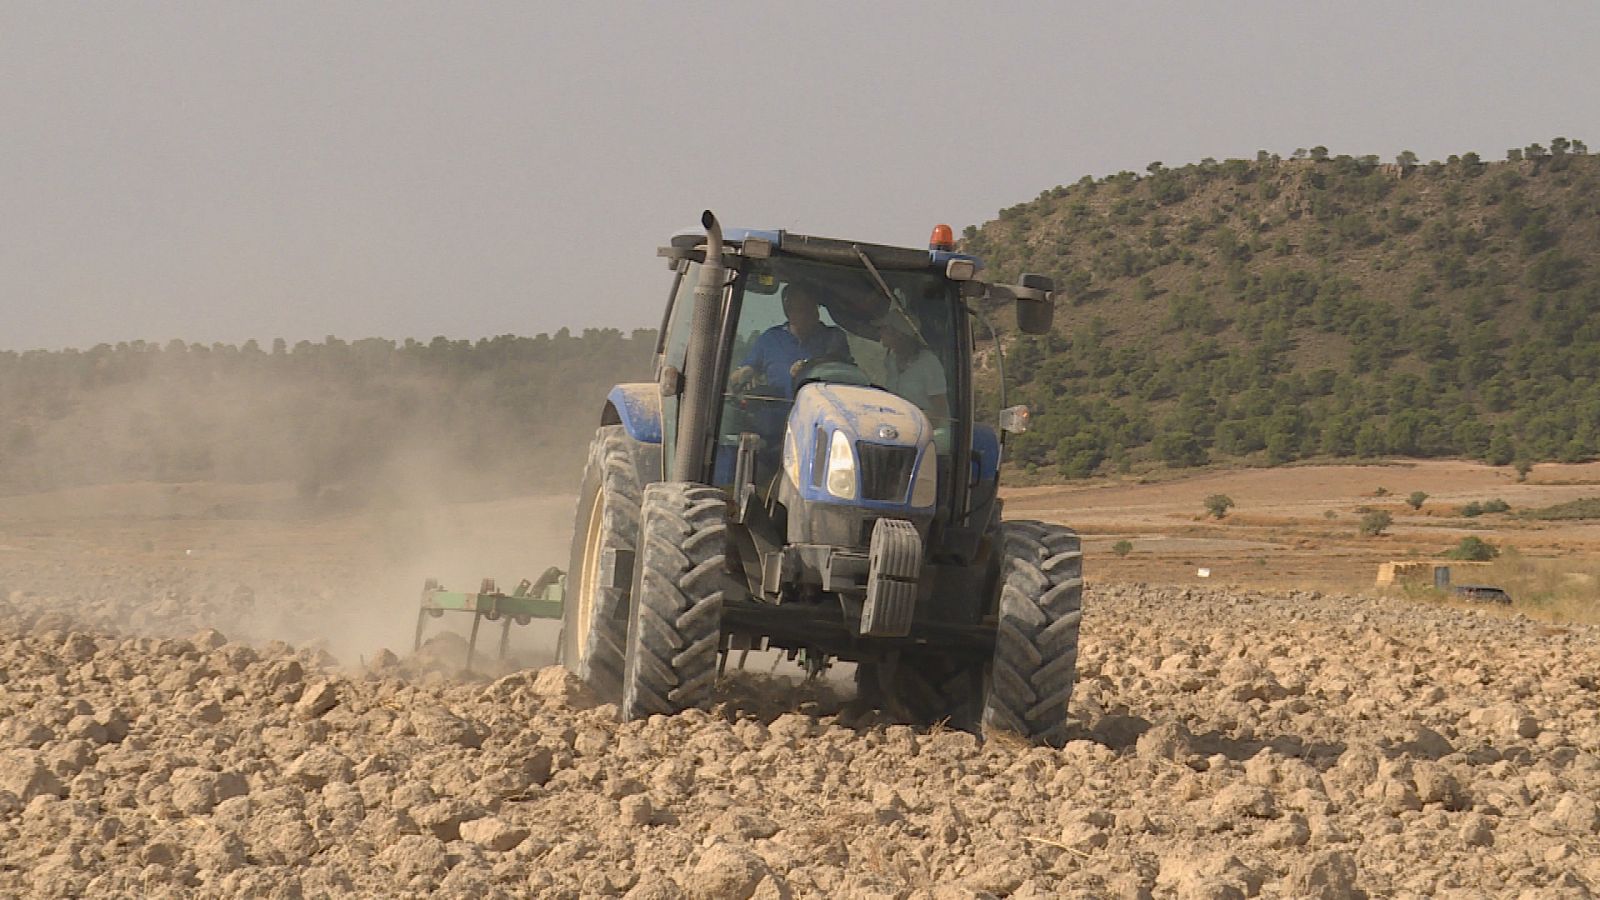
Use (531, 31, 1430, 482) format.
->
(662, 262, 702, 370)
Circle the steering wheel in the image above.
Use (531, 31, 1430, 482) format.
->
(790, 356, 871, 392)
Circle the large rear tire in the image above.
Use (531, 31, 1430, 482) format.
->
(562, 426, 643, 703)
(621, 483, 729, 720)
(981, 520, 1084, 745)
(856, 655, 983, 731)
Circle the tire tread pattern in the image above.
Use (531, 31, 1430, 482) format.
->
(857, 656, 983, 731)
(982, 519, 1084, 745)
(564, 426, 641, 701)
(622, 483, 728, 720)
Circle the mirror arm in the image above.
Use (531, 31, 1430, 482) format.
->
(967, 303, 1008, 443)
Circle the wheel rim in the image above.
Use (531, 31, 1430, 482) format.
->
(575, 489, 606, 666)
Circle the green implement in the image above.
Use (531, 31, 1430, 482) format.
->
(413, 567, 565, 673)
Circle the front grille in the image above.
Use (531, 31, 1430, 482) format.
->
(855, 442, 916, 503)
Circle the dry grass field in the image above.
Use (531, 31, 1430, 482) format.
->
(1007, 459, 1600, 622)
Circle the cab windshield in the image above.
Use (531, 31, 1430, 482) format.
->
(715, 256, 962, 488)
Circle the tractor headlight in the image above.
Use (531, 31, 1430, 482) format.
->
(910, 443, 938, 507)
(783, 428, 800, 487)
(825, 429, 857, 499)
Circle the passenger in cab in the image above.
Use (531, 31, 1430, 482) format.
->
(878, 313, 949, 422)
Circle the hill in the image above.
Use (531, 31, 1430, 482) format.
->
(965, 140, 1600, 479)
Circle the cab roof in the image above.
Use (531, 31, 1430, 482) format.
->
(668, 226, 982, 273)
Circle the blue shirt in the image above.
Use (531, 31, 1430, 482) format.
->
(741, 323, 852, 396)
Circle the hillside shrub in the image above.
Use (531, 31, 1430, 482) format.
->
(1446, 536, 1499, 561)
(1359, 510, 1394, 537)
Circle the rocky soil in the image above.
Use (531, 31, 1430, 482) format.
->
(3, 566, 1600, 898)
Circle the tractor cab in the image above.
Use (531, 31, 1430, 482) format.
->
(653, 227, 1007, 559)
(712, 255, 964, 479)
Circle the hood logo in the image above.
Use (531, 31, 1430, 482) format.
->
(877, 424, 899, 441)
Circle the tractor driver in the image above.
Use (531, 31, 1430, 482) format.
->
(729, 284, 853, 398)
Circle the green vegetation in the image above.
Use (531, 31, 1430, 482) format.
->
(1446, 536, 1500, 561)
(1521, 497, 1600, 520)
(1359, 509, 1393, 536)
(1112, 539, 1133, 557)
(1204, 494, 1235, 519)
(1462, 499, 1512, 517)
(971, 141, 1600, 479)
(0, 330, 656, 498)
(1406, 490, 1429, 510)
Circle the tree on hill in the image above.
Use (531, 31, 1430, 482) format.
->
(1155, 431, 1209, 469)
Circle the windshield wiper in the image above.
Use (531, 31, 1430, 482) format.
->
(852, 244, 923, 343)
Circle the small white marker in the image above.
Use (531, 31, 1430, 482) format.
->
(1197, 567, 1211, 578)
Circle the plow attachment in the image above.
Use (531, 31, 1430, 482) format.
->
(413, 566, 564, 673)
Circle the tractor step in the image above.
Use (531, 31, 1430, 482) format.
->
(413, 567, 564, 673)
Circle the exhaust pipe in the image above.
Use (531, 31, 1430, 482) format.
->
(672, 210, 724, 483)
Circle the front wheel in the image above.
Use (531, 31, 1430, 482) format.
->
(621, 483, 730, 720)
(982, 520, 1084, 746)
(562, 426, 642, 702)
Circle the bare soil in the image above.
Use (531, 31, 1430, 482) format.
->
(2, 462, 1599, 897)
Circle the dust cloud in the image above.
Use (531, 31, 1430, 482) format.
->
(0, 342, 607, 669)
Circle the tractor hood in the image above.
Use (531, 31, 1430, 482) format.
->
(803, 383, 929, 449)
(782, 383, 937, 511)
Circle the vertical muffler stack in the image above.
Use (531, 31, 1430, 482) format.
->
(673, 210, 724, 483)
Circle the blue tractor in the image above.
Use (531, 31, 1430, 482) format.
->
(563, 212, 1082, 744)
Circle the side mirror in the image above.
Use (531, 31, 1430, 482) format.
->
(1014, 273, 1054, 334)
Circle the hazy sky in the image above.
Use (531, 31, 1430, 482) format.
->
(3, 2, 1597, 351)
